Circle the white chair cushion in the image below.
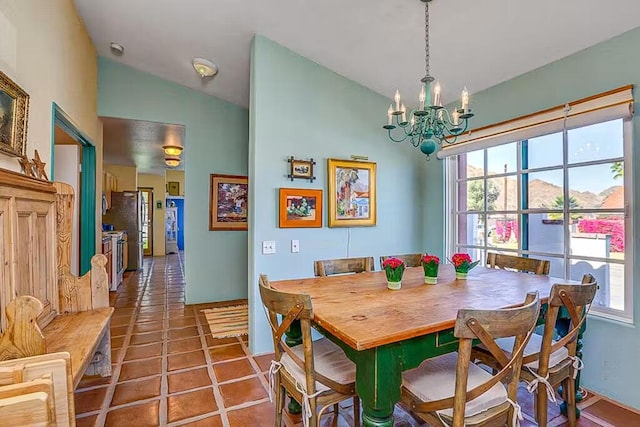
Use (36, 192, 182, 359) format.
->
(280, 338, 355, 393)
(494, 333, 569, 369)
(402, 352, 508, 418)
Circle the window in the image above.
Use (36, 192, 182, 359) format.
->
(447, 118, 633, 321)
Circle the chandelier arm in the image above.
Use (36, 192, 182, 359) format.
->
(387, 128, 410, 143)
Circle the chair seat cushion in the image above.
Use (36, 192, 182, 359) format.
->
(494, 333, 569, 369)
(402, 352, 507, 418)
(280, 338, 355, 393)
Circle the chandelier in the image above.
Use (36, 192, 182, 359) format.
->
(383, 0, 474, 159)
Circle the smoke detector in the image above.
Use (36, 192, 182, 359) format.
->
(192, 57, 218, 78)
(110, 42, 124, 56)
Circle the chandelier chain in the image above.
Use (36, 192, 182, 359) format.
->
(424, 0, 430, 78)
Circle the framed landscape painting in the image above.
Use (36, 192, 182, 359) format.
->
(327, 158, 376, 227)
(279, 188, 322, 228)
(0, 71, 29, 157)
(209, 174, 248, 231)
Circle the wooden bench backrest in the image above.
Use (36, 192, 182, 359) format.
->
(486, 252, 550, 275)
(380, 254, 423, 268)
(314, 257, 374, 277)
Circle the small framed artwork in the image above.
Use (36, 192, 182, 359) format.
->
(209, 174, 248, 231)
(327, 158, 377, 227)
(287, 156, 316, 182)
(167, 181, 180, 196)
(0, 70, 30, 157)
(279, 188, 323, 228)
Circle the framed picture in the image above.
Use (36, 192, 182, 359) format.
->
(209, 174, 248, 231)
(287, 156, 316, 182)
(279, 188, 323, 228)
(0, 71, 29, 157)
(327, 158, 377, 227)
(167, 181, 180, 196)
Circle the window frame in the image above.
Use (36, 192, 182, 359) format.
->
(445, 118, 634, 323)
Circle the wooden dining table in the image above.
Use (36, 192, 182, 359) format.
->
(270, 263, 562, 427)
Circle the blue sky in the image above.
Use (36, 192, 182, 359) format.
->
(466, 119, 624, 194)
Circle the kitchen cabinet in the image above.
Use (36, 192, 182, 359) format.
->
(103, 172, 118, 209)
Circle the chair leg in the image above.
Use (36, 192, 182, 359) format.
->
(565, 377, 577, 427)
(275, 383, 285, 427)
(310, 399, 318, 427)
(353, 396, 360, 427)
(536, 389, 548, 427)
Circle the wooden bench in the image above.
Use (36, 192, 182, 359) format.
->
(0, 170, 113, 391)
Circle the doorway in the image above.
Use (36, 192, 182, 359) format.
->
(51, 103, 96, 275)
(139, 187, 154, 256)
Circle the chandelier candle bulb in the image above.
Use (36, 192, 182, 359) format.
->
(401, 104, 407, 122)
(387, 105, 393, 125)
(452, 109, 460, 126)
(461, 86, 469, 112)
(433, 81, 441, 107)
(419, 86, 426, 110)
(394, 89, 401, 112)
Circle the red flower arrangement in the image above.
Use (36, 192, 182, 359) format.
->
(451, 253, 479, 273)
(421, 254, 440, 277)
(382, 257, 405, 283)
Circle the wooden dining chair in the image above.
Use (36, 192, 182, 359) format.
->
(259, 274, 360, 427)
(313, 257, 374, 277)
(486, 252, 550, 275)
(401, 292, 541, 427)
(472, 274, 597, 427)
(379, 253, 423, 268)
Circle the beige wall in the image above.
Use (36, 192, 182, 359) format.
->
(0, 0, 102, 251)
(138, 173, 166, 256)
(165, 170, 185, 196)
(105, 164, 138, 191)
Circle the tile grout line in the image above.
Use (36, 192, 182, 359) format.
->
(194, 303, 233, 427)
(94, 258, 155, 426)
(159, 259, 169, 426)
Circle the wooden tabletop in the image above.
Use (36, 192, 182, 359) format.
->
(270, 265, 560, 351)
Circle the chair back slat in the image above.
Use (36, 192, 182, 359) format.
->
(522, 276, 597, 372)
(314, 257, 374, 277)
(454, 292, 541, 339)
(486, 252, 550, 275)
(379, 254, 423, 268)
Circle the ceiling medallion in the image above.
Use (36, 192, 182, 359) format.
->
(383, 0, 474, 159)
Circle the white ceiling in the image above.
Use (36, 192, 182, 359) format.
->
(76, 0, 640, 110)
(102, 117, 185, 175)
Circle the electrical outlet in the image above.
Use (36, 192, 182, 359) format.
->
(262, 240, 276, 255)
(291, 240, 300, 253)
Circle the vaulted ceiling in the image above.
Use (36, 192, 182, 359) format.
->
(76, 0, 640, 172)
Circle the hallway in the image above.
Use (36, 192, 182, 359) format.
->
(74, 253, 277, 426)
(73, 254, 640, 426)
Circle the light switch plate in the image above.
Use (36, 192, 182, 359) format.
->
(262, 240, 276, 255)
(291, 240, 300, 253)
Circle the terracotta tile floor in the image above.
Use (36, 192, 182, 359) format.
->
(75, 253, 638, 426)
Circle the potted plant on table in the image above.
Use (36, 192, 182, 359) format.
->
(421, 254, 440, 284)
(451, 253, 480, 279)
(382, 257, 405, 290)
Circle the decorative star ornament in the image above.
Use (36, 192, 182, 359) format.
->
(18, 154, 34, 177)
(32, 149, 49, 180)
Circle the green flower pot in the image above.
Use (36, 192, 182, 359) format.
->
(455, 271, 468, 280)
(424, 276, 437, 285)
(387, 280, 402, 290)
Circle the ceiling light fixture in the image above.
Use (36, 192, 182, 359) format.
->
(383, 0, 474, 159)
(192, 57, 218, 78)
(165, 157, 180, 168)
(110, 42, 124, 56)
(162, 145, 184, 156)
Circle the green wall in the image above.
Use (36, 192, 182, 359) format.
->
(248, 36, 427, 354)
(98, 58, 249, 303)
(424, 27, 640, 408)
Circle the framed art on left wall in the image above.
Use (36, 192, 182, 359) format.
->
(209, 174, 248, 231)
(0, 71, 29, 157)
